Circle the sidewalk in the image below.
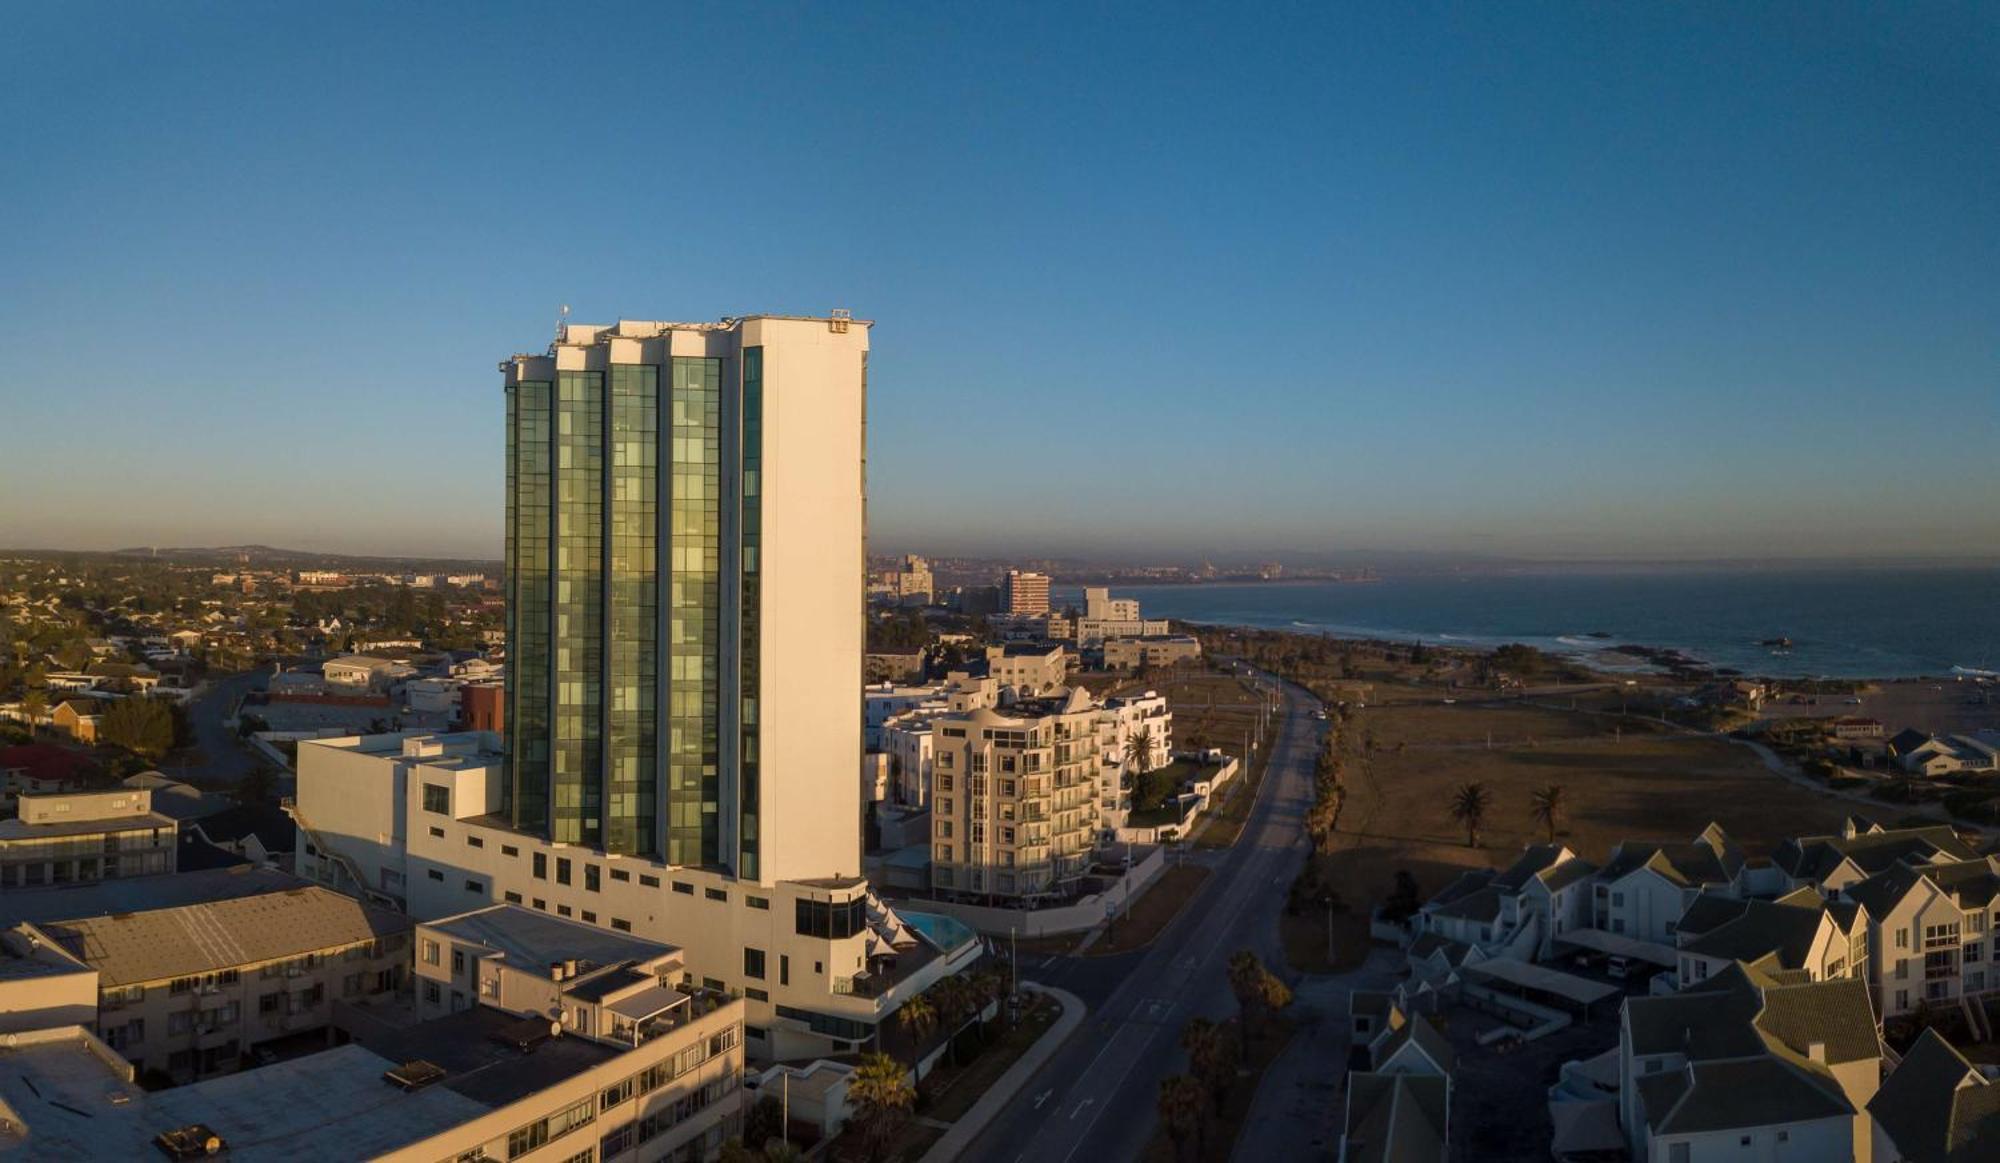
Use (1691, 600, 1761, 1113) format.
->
(919, 984, 1086, 1163)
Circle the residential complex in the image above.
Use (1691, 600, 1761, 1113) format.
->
(928, 689, 1105, 900)
(1394, 815, 2000, 1162)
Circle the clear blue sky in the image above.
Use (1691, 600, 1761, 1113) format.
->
(3, 2, 1994, 562)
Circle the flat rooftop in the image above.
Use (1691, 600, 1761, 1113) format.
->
(0, 866, 304, 927)
(427, 903, 674, 975)
(0, 1013, 625, 1160)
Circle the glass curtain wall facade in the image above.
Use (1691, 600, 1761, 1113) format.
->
(505, 380, 552, 830)
(666, 356, 723, 868)
(506, 343, 767, 876)
(553, 371, 606, 848)
(607, 364, 659, 856)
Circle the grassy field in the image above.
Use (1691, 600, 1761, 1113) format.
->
(1282, 693, 1870, 972)
(1090, 864, 1211, 956)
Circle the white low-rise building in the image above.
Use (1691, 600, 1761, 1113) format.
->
(1842, 856, 2000, 1019)
(294, 731, 980, 1062)
(1619, 963, 1881, 1163)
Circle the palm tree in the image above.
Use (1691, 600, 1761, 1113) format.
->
(1181, 1017, 1235, 1113)
(930, 976, 972, 1063)
(1449, 781, 1491, 848)
(1125, 725, 1155, 779)
(848, 1052, 916, 1161)
(895, 993, 936, 1063)
(1157, 1073, 1207, 1162)
(1226, 950, 1293, 1045)
(1530, 783, 1567, 843)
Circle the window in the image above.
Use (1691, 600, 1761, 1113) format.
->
(600, 1078, 633, 1111)
(466, 879, 485, 894)
(422, 939, 440, 966)
(745, 947, 766, 980)
(451, 949, 466, 975)
(747, 987, 769, 1001)
(1897, 928, 1910, 949)
(533, 898, 547, 911)
(504, 891, 522, 904)
(424, 981, 441, 1004)
(533, 853, 548, 880)
(427, 869, 444, 881)
(599, 1125, 635, 1158)
(747, 895, 770, 911)
(423, 784, 450, 814)
(586, 865, 601, 893)
(705, 887, 727, 902)
(673, 881, 694, 895)
(780, 955, 790, 986)
(795, 898, 866, 939)
(639, 874, 660, 888)
(611, 918, 631, 932)
(467, 835, 484, 848)
(556, 857, 572, 885)
(558, 905, 573, 918)
(259, 992, 280, 1014)
(502, 844, 520, 857)
(429, 826, 445, 839)
(610, 868, 630, 882)
(581, 910, 597, 924)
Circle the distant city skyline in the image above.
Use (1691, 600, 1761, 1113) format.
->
(2, 4, 1995, 561)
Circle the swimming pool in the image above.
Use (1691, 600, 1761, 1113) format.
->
(900, 909, 977, 954)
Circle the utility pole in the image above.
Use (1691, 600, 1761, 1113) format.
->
(1326, 895, 1336, 964)
(1010, 925, 1018, 999)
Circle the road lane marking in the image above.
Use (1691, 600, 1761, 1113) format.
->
(1070, 1098, 1094, 1120)
(1033, 1089, 1052, 1110)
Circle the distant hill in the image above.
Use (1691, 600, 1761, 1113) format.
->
(7, 544, 505, 570)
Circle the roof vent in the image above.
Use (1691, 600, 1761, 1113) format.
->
(155, 1124, 227, 1158)
(383, 1059, 448, 1091)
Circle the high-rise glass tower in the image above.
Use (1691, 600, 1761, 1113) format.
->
(502, 315, 868, 883)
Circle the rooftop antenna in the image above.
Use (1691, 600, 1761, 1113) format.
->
(553, 303, 570, 345)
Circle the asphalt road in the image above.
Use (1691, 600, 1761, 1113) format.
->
(958, 670, 1322, 1163)
(157, 666, 270, 784)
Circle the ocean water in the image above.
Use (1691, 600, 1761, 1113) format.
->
(1077, 568, 2000, 679)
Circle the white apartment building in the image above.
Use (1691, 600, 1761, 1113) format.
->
(1843, 856, 2000, 1019)
(1102, 634, 1202, 671)
(1619, 964, 1881, 1163)
(1095, 691, 1172, 832)
(294, 731, 977, 1062)
(1773, 821, 1980, 897)
(984, 643, 1068, 695)
(1410, 844, 1599, 962)
(929, 689, 1103, 901)
(1591, 825, 1749, 944)
(868, 672, 998, 807)
(1671, 888, 1871, 990)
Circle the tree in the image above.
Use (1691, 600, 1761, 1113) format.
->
(1125, 725, 1155, 778)
(1226, 950, 1292, 1045)
(1157, 1073, 1208, 1162)
(742, 1095, 785, 1155)
(1530, 783, 1567, 843)
(847, 1052, 916, 1161)
(21, 687, 47, 722)
(896, 992, 937, 1063)
(1449, 781, 1491, 848)
(102, 696, 175, 758)
(1181, 1017, 1236, 1113)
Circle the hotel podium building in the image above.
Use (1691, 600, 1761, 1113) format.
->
(295, 316, 975, 1061)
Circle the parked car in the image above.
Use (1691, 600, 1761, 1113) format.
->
(1606, 955, 1633, 980)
